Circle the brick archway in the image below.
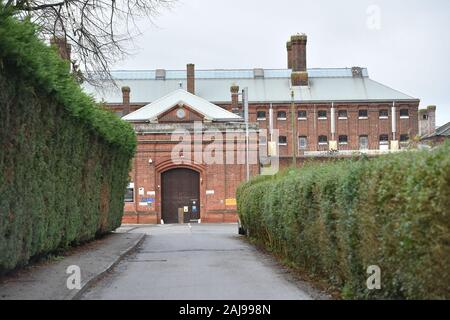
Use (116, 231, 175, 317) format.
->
(155, 159, 206, 223)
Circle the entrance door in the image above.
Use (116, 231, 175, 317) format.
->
(161, 168, 200, 224)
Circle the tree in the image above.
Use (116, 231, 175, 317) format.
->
(4, 0, 174, 85)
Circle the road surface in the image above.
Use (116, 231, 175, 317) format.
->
(80, 224, 323, 300)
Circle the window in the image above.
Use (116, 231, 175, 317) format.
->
(422, 114, 428, 120)
(359, 135, 369, 150)
(298, 136, 307, 149)
(318, 135, 328, 145)
(278, 136, 287, 145)
(338, 110, 348, 119)
(298, 110, 307, 120)
(277, 111, 287, 120)
(318, 110, 327, 119)
(338, 135, 348, 144)
(400, 109, 409, 118)
(124, 183, 134, 203)
(379, 109, 389, 119)
(359, 109, 368, 119)
(400, 134, 409, 142)
(379, 134, 389, 150)
(257, 111, 266, 120)
(379, 134, 389, 144)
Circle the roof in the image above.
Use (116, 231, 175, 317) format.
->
(421, 122, 450, 139)
(122, 89, 242, 122)
(83, 68, 418, 104)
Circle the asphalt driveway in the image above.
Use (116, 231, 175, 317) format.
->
(80, 224, 325, 300)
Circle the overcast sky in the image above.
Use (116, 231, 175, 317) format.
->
(114, 0, 450, 126)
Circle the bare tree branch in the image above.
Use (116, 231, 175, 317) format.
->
(7, 0, 175, 87)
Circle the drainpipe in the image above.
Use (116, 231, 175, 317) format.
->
(290, 91, 297, 166)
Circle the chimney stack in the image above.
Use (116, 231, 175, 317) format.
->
(187, 63, 195, 95)
(286, 41, 292, 69)
(230, 84, 240, 115)
(122, 86, 131, 116)
(427, 105, 436, 134)
(290, 34, 308, 86)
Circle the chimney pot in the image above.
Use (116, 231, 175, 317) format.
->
(187, 63, 195, 94)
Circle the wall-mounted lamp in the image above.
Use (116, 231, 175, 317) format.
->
(148, 158, 153, 164)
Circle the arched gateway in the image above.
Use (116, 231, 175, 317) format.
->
(161, 168, 200, 224)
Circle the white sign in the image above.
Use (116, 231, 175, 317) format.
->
(184, 206, 189, 213)
(147, 191, 156, 196)
(138, 187, 145, 196)
(206, 190, 214, 195)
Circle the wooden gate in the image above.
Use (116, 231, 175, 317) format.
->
(161, 168, 200, 224)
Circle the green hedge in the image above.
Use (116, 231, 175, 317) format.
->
(237, 145, 450, 299)
(0, 8, 136, 272)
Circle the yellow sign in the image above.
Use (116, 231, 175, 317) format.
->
(225, 198, 237, 206)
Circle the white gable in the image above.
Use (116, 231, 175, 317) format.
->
(122, 89, 242, 122)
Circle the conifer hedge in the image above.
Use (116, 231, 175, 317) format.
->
(237, 145, 450, 299)
(0, 7, 136, 273)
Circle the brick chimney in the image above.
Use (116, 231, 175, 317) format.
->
(187, 63, 195, 95)
(230, 84, 240, 115)
(286, 41, 292, 69)
(122, 86, 131, 116)
(50, 36, 71, 62)
(418, 105, 437, 136)
(290, 34, 308, 86)
(427, 105, 436, 134)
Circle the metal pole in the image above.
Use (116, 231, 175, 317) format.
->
(290, 90, 297, 166)
(243, 88, 250, 181)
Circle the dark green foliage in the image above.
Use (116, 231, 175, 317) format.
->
(237, 146, 450, 299)
(0, 8, 136, 272)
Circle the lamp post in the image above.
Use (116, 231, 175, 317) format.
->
(242, 87, 250, 181)
(291, 90, 297, 166)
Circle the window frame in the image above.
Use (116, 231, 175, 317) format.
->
(298, 136, 307, 149)
(400, 109, 410, 119)
(359, 135, 369, 150)
(379, 134, 389, 145)
(124, 183, 134, 203)
(256, 111, 267, 121)
(318, 135, 328, 145)
(400, 134, 410, 142)
(278, 135, 288, 145)
(379, 109, 389, 119)
(317, 110, 327, 120)
(338, 135, 348, 145)
(277, 111, 287, 120)
(338, 110, 348, 120)
(297, 110, 307, 120)
(358, 109, 369, 119)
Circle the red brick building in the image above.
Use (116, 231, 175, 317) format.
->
(84, 34, 420, 224)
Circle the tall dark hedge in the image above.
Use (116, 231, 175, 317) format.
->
(237, 145, 450, 299)
(0, 7, 136, 272)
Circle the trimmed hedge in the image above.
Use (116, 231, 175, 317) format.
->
(237, 145, 450, 299)
(0, 8, 136, 272)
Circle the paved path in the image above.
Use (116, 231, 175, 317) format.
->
(0, 233, 144, 300)
(81, 224, 323, 300)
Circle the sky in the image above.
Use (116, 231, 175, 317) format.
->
(114, 0, 450, 126)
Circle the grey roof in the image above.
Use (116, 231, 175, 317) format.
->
(83, 68, 418, 104)
(122, 89, 242, 122)
(421, 122, 450, 139)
